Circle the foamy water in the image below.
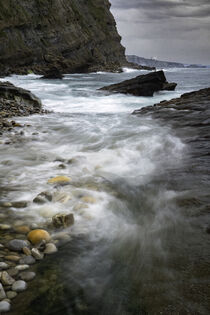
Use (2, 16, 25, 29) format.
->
(1, 68, 210, 314)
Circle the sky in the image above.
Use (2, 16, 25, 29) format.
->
(110, 0, 210, 64)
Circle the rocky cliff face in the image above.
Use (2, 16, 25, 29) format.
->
(0, 0, 126, 75)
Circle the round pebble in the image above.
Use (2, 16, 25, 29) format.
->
(4, 255, 20, 262)
(15, 265, 29, 271)
(0, 224, 11, 230)
(12, 280, 27, 292)
(7, 239, 29, 252)
(6, 291, 17, 300)
(0, 301, 10, 312)
(14, 226, 30, 234)
(27, 229, 51, 245)
(44, 243, 57, 254)
(0, 262, 9, 270)
(19, 255, 36, 265)
(20, 271, 36, 281)
(1, 271, 15, 285)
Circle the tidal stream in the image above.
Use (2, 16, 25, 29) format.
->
(1, 68, 210, 314)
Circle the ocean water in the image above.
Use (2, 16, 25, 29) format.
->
(1, 68, 210, 314)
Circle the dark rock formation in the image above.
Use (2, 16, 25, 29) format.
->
(99, 70, 177, 96)
(0, 0, 126, 76)
(41, 67, 63, 80)
(132, 87, 210, 118)
(0, 81, 43, 133)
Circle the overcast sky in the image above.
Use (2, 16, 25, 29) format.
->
(110, 0, 210, 64)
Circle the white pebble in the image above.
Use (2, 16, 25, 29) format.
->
(15, 264, 29, 271)
(0, 301, 11, 312)
(12, 280, 27, 292)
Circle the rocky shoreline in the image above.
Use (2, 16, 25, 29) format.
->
(0, 81, 46, 135)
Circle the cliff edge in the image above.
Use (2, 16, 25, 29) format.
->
(0, 0, 126, 75)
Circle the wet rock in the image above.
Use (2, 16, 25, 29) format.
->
(22, 247, 31, 256)
(52, 191, 71, 204)
(4, 255, 20, 262)
(99, 70, 177, 97)
(73, 203, 89, 211)
(33, 191, 52, 204)
(52, 232, 72, 242)
(0, 283, 6, 300)
(12, 280, 27, 292)
(1, 271, 15, 285)
(7, 239, 29, 252)
(44, 243, 58, 255)
(42, 67, 64, 80)
(6, 291, 17, 300)
(0, 224, 11, 230)
(27, 229, 51, 245)
(81, 196, 97, 204)
(20, 271, 36, 281)
(47, 176, 71, 185)
(52, 213, 74, 228)
(0, 202, 12, 208)
(7, 268, 19, 277)
(31, 248, 44, 260)
(0, 262, 9, 271)
(15, 265, 29, 271)
(0, 300, 10, 312)
(19, 256, 35, 265)
(11, 201, 28, 208)
(14, 226, 30, 234)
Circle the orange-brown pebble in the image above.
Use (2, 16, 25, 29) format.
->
(27, 229, 51, 245)
(14, 226, 30, 234)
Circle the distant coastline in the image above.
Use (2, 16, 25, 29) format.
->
(127, 54, 208, 69)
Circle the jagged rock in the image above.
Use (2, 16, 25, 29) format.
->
(41, 67, 63, 80)
(0, 0, 126, 76)
(99, 71, 177, 97)
(33, 191, 52, 204)
(52, 213, 74, 228)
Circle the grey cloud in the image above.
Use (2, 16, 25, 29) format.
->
(110, 0, 210, 63)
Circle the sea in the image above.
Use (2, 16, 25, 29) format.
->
(1, 68, 210, 314)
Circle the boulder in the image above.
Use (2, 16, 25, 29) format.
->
(41, 67, 63, 80)
(99, 71, 177, 97)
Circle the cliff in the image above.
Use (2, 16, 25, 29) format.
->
(0, 0, 127, 76)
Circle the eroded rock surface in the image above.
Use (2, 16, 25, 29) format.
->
(0, 0, 126, 76)
(99, 70, 177, 96)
